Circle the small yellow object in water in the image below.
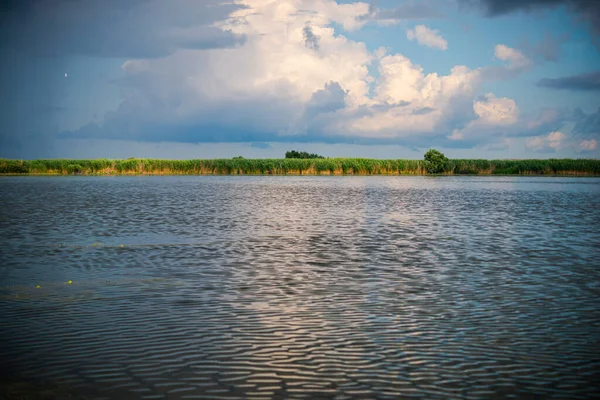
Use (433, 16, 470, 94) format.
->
(36, 285, 40, 289)
(120, 244, 124, 248)
(67, 280, 73, 284)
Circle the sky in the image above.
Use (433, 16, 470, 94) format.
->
(0, 0, 599, 159)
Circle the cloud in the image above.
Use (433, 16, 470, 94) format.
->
(449, 93, 519, 141)
(0, 0, 246, 58)
(526, 131, 567, 152)
(1, 0, 596, 159)
(537, 71, 600, 91)
(287, 81, 348, 135)
(523, 107, 571, 135)
(460, 0, 584, 15)
(478, 44, 532, 80)
(345, 55, 483, 139)
(65, 0, 374, 144)
(579, 139, 597, 151)
(306, 82, 348, 115)
(569, 108, 600, 154)
(364, 1, 444, 24)
(460, 0, 600, 49)
(494, 44, 532, 70)
(0, 0, 538, 156)
(66, 36, 534, 149)
(445, 98, 598, 152)
(303, 25, 321, 51)
(473, 94, 519, 124)
(0, 0, 38, 12)
(514, 107, 600, 152)
(412, 107, 436, 115)
(523, 125, 599, 154)
(406, 25, 448, 50)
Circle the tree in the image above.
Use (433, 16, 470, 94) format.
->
(285, 150, 325, 159)
(423, 149, 449, 174)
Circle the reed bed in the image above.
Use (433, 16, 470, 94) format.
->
(1, 158, 598, 175)
(449, 159, 600, 175)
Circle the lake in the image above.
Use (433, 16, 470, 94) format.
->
(1, 176, 599, 399)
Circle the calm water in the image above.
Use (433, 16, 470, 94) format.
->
(1, 176, 599, 399)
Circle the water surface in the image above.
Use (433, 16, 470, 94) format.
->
(1, 176, 599, 399)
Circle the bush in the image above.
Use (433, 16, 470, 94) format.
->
(423, 149, 449, 174)
(66, 164, 83, 174)
(0, 161, 28, 173)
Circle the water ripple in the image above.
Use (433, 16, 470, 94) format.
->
(1, 176, 599, 399)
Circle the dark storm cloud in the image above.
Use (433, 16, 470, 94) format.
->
(460, 0, 600, 47)
(0, 0, 38, 12)
(0, 51, 69, 158)
(0, 0, 246, 158)
(460, 0, 595, 17)
(0, 0, 246, 58)
(536, 71, 600, 91)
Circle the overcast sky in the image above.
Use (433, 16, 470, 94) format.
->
(1, 0, 599, 159)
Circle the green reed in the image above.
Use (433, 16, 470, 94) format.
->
(1, 158, 598, 175)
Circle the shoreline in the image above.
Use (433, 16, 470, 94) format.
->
(2, 172, 600, 177)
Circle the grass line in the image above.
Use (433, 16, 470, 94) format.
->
(1, 158, 599, 175)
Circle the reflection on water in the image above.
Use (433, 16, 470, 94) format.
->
(1, 176, 599, 399)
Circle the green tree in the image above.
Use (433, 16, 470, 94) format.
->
(285, 150, 324, 159)
(423, 149, 449, 174)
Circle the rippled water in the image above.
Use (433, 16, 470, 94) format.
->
(1, 176, 599, 399)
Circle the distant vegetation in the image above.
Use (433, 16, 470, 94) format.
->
(1, 157, 599, 176)
(285, 150, 325, 159)
(423, 149, 449, 174)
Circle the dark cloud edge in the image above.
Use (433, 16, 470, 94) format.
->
(536, 71, 600, 91)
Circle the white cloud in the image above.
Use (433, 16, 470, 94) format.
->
(406, 25, 448, 50)
(479, 44, 532, 80)
(449, 93, 519, 141)
(580, 139, 597, 151)
(346, 56, 481, 137)
(449, 129, 464, 140)
(547, 131, 566, 147)
(494, 44, 531, 70)
(526, 131, 567, 152)
(366, 2, 443, 25)
(66, 1, 537, 149)
(210, 0, 373, 107)
(473, 94, 519, 125)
